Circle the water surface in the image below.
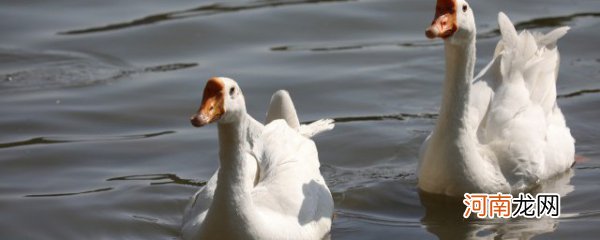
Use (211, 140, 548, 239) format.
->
(1, 0, 599, 239)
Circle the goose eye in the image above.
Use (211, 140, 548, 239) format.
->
(462, 5, 468, 12)
(229, 87, 235, 96)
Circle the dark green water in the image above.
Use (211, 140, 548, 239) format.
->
(1, 0, 599, 239)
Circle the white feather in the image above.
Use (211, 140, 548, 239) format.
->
(418, 8, 574, 196)
(266, 89, 335, 137)
(183, 84, 333, 239)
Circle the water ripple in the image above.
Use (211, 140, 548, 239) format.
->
(0, 131, 175, 149)
(479, 12, 600, 39)
(271, 40, 441, 52)
(323, 164, 416, 193)
(1, 58, 198, 92)
(297, 87, 599, 126)
(107, 173, 206, 187)
(59, 0, 353, 35)
(336, 210, 421, 227)
(24, 187, 113, 198)
(558, 88, 600, 99)
(560, 210, 600, 220)
(303, 112, 438, 125)
(143, 62, 198, 73)
(273, 11, 600, 53)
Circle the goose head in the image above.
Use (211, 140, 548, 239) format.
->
(190, 77, 246, 127)
(425, 0, 475, 45)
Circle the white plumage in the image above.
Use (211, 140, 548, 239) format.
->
(183, 77, 334, 239)
(266, 90, 335, 138)
(419, 0, 574, 197)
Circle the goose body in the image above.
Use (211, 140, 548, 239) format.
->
(183, 77, 334, 239)
(418, 0, 575, 196)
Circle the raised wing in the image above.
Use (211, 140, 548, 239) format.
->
(495, 12, 568, 117)
(478, 12, 572, 190)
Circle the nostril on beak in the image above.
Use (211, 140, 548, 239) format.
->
(190, 115, 202, 127)
(425, 26, 438, 39)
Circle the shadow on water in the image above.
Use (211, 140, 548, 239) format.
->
(107, 173, 207, 187)
(0, 131, 175, 149)
(272, 11, 600, 52)
(419, 170, 574, 240)
(59, 0, 353, 35)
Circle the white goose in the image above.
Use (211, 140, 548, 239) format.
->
(182, 77, 334, 239)
(418, 0, 575, 196)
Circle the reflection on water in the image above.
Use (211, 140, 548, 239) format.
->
(420, 170, 574, 240)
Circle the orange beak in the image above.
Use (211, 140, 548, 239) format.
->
(190, 78, 225, 127)
(425, 0, 458, 39)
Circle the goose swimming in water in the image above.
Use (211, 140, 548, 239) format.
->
(418, 0, 575, 196)
(183, 77, 334, 239)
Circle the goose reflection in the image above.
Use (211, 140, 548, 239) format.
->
(419, 169, 574, 240)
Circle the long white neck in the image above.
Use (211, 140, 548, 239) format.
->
(434, 38, 476, 138)
(211, 113, 259, 219)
